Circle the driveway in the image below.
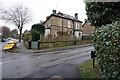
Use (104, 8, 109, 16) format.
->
(2, 42, 94, 78)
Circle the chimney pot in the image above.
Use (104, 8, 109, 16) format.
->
(53, 10, 56, 14)
(84, 19, 87, 22)
(75, 13, 78, 19)
(58, 12, 63, 16)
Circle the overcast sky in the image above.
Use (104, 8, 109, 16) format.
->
(0, 0, 87, 33)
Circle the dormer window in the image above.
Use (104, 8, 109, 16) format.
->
(68, 21, 71, 28)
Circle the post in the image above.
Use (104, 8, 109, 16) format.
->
(93, 58, 95, 68)
(38, 40, 40, 49)
(91, 51, 96, 68)
(28, 40, 31, 49)
(74, 36, 76, 45)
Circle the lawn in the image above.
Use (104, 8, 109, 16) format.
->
(78, 60, 102, 79)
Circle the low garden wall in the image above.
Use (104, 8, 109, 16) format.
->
(25, 40, 93, 49)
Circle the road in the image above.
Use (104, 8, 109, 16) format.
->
(1, 42, 94, 78)
(0, 38, 19, 79)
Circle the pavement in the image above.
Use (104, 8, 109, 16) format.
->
(32, 44, 93, 53)
(2, 40, 94, 78)
(17, 40, 93, 54)
(24, 63, 82, 79)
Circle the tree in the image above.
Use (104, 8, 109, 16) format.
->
(31, 23, 45, 41)
(10, 29, 18, 38)
(85, 2, 120, 27)
(1, 4, 32, 42)
(1, 26, 10, 38)
(0, 3, 3, 19)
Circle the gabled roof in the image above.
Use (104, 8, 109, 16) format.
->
(43, 13, 83, 24)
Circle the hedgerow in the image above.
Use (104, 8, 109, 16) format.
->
(94, 21, 120, 79)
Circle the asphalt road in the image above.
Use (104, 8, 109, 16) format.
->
(0, 38, 18, 79)
(2, 44, 94, 78)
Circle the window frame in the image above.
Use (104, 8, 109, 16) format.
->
(68, 21, 71, 28)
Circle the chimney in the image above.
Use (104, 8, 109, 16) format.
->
(84, 19, 87, 22)
(75, 13, 78, 19)
(53, 10, 56, 14)
(58, 12, 63, 16)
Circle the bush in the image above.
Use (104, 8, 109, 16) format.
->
(31, 30, 40, 41)
(94, 21, 120, 79)
(23, 33, 31, 41)
(82, 35, 94, 40)
(86, 2, 120, 27)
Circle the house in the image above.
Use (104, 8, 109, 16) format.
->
(24, 30, 31, 34)
(82, 19, 95, 36)
(43, 10, 83, 38)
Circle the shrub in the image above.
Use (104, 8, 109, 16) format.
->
(86, 2, 120, 27)
(82, 35, 94, 40)
(23, 33, 31, 41)
(31, 23, 45, 41)
(31, 30, 40, 41)
(94, 21, 120, 79)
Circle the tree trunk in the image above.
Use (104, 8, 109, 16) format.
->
(19, 29, 22, 42)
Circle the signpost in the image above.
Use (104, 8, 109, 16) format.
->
(91, 51, 96, 68)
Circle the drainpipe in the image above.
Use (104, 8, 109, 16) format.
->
(72, 20, 75, 36)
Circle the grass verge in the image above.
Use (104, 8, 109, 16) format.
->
(78, 60, 102, 79)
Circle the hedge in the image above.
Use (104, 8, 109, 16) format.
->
(94, 21, 120, 79)
(82, 35, 94, 40)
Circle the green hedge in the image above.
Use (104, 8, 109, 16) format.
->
(82, 35, 94, 40)
(94, 21, 120, 79)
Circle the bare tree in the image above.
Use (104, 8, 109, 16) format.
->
(1, 26, 10, 38)
(2, 4, 32, 42)
(0, 2, 3, 19)
(10, 29, 18, 38)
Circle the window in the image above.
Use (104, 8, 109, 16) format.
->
(75, 31, 79, 38)
(78, 23, 80, 29)
(68, 21, 71, 28)
(76, 22, 80, 29)
(45, 24, 47, 28)
(76, 23, 77, 29)
(48, 21, 51, 27)
(45, 29, 50, 36)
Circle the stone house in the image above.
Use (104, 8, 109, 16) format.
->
(24, 30, 31, 34)
(82, 19, 95, 35)
(43, 10, 83, 38)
